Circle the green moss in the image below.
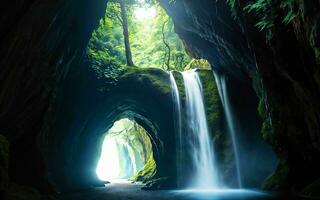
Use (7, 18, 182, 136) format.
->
(130, 154, 157, 183)
(257, 88, 274, 144)
(171, 70, 185, 101)
(119, 67, 171, 95)
(262, 161, 290, 190)
(302, 178, 320, 197)
(198, 70, 223, 137)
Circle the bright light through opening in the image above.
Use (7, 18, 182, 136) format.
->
(96, 119, 155, 182)
(96, 138, 120, 181)
(134, 7, 157, 21)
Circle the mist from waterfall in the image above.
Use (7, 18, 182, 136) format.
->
(213, 71, 242, 188)
(170, 69, 221, 189)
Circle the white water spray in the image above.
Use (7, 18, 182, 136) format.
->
(213, 71, 242, 188)
(181, 69, 220, 189)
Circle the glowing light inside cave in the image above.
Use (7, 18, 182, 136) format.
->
(96, 137, 121, 181)
(96, 118, 154, 182)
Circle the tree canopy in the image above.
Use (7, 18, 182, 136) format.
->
(87, 0, 193, 71)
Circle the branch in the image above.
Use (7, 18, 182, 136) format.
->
(162, 20, 171, 70)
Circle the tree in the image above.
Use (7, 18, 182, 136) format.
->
(118, 0, 134, 66)
(88, 1, 192, 71)
(162, 20, 171, 70)
(105, 0, 134, 66)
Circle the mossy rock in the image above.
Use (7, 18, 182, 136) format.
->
(142, 177, 175, 190)
(262, 161, 290, 190)
(198, 69, 222, 134)
(117, 67, 171, 95)
(130, 154, 157, 183)
(302, 178, 320, 198)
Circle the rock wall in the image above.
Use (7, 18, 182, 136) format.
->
(159, 0, 320, 195)
(41, 66, 177, 191)
(0, 0, 108, 197)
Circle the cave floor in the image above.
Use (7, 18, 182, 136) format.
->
(59, 180, 300, 200)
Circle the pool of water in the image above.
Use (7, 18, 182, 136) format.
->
(171, 189, 273, 200)
(60, 181, 300, 200)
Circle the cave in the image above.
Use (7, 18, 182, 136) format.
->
(1, 0, 320, 200)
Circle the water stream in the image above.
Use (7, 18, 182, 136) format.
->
(213, 71, 242, 188)
(170, 69, 220, 189)
(169, 71, 183, 187)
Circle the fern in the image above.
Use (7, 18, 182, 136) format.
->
(280, 0, 296, 24)
(243, 0, 297, 33)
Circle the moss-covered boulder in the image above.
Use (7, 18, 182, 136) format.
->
(130, 154, 157, 183)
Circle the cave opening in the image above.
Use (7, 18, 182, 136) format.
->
(96, 118, 155, 182)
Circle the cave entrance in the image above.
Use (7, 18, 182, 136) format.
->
(96, 118, 156, 182)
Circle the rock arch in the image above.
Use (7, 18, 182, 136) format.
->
(40, 67, 176, 191)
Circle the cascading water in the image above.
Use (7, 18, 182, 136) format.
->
(182, 70, 219, 189)
(170, 69, 221, 189)
(213, 71, 242, 188)
(169, 71, 183, 187)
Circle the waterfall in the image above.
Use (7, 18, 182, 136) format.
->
(182, 70, 219, 189)
(170, 69, 221, 189)
(169, 71, 183, 187)
(213, 71, 242, 188)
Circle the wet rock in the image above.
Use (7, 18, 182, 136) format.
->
(142, 177, 174, 190)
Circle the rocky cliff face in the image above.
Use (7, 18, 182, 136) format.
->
(159, 0, 320, 195)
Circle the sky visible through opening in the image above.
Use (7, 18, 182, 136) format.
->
(134, 6, 156, 21)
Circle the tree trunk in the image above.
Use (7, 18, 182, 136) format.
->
(162, 21, 170, 70)
(119, 0, 134, 66)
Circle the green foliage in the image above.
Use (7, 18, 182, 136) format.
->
(103, 118, 154, 179)
(87, 1, 190, 72)
(130, 6, 190, 70)
(244, 0, 297, 33)
(226, 0, 240, 19)
(184, 59, 211, 71)
(130, 153, 157, 182)
(88, 3, 126, 68)
(280, 0, 296, 25)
